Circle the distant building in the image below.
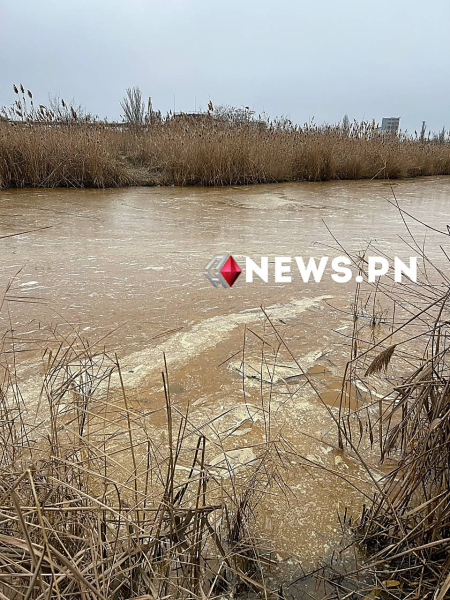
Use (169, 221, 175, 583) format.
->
(381, 117, 400, 135)
(172, 112, 210, 122)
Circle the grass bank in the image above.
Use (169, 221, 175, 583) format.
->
(1, 117, 450, 189)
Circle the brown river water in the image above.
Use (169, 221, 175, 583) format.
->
(1, 177, 449, 581)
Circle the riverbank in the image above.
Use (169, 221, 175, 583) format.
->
(1, 117, 450, 189)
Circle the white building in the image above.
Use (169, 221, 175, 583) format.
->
(381, 117, 400, 134)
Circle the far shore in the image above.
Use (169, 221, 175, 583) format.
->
(2, 114, 450, 190)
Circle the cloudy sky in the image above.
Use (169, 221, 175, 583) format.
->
(1, 0, 449, 133)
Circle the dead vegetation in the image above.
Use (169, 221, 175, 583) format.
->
(0, 331, 289, 599)
(1, 86, 450, 188)
(354, 299, 450, 598)
(317, 205, 450, 598)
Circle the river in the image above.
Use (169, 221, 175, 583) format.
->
(1, 176, 449, 577)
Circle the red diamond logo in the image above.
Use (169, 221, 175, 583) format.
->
(220, 255, 241, 287)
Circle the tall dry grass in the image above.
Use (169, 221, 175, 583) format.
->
(1, 93, 450, 188)
(317, 217, 450, 598)
(134, 117, 450, 186)
(0, 88, 132, 188)
(0, 332, 284, 599)
(0, 124, 132, 188)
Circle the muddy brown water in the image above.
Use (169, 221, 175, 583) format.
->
(1, 177, 450, 577)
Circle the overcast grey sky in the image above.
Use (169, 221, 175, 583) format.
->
(1, 0, 449, 133)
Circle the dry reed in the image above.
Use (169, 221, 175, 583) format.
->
(322, 211, 450, 598)
(0, 331, 282, 599)
(1, 89, 450, 188)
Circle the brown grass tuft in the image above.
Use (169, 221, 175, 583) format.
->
(364, 343, 397, 376)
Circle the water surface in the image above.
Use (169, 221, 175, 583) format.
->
(1, 177, 449, 571)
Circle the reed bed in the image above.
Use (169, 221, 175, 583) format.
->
(133, 118, 450, 186)
(317, 211, 450, 598)
(0, 329, 285, 599)
(354, 304, 450, 598)
(0, 123, 133, 188)
(1, 91, 450, 188)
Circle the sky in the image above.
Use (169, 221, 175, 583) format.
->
(1, 0, 449, 134)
